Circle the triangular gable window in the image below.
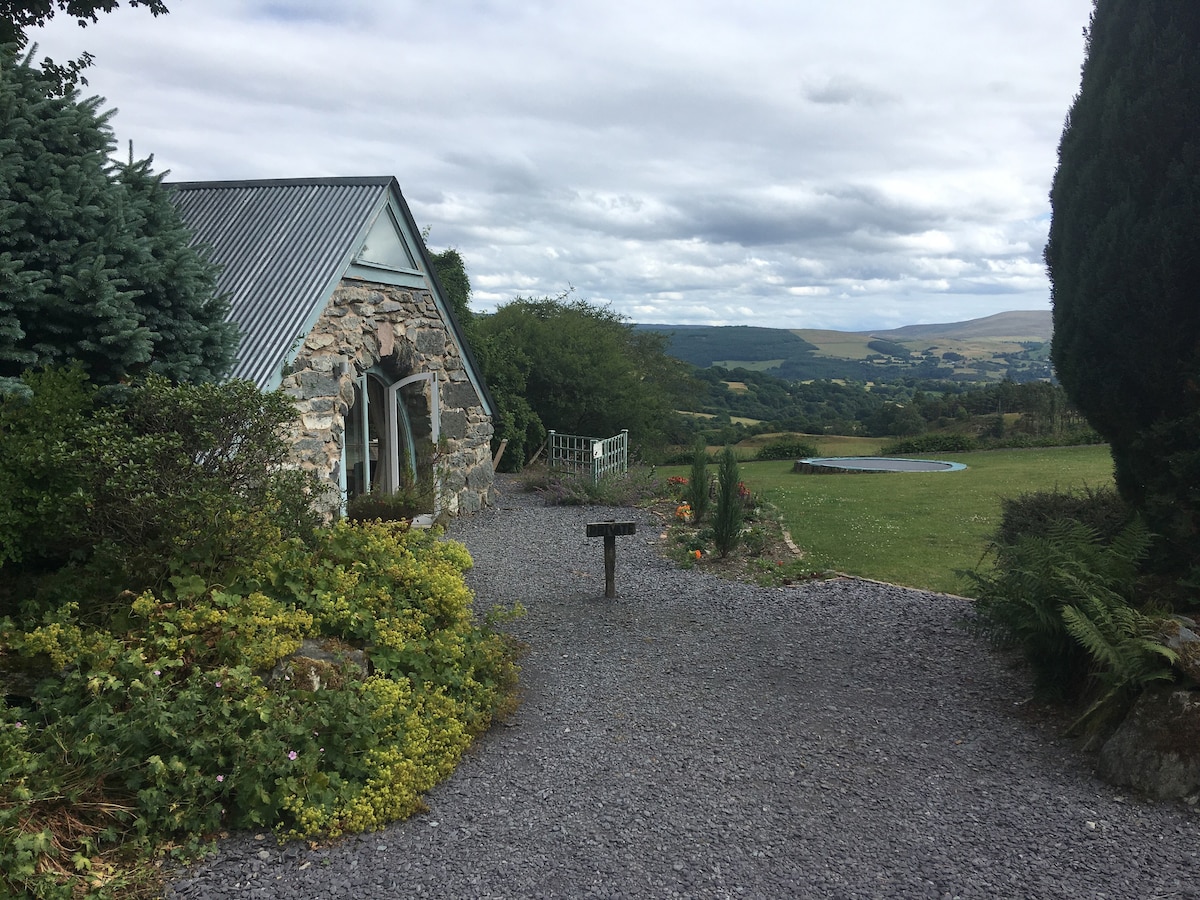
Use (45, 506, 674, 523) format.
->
(356, 207, 418, 272)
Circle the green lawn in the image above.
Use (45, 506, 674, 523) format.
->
(673, 445, 1115, 596)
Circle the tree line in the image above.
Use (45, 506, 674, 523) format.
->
(428, 247, 1096, 466)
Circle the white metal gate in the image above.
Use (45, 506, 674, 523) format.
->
(547, 429, 629, 482)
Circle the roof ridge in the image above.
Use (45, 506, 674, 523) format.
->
(166, 176, 395, 190)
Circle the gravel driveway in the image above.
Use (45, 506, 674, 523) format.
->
(166, 483, 1199, 899)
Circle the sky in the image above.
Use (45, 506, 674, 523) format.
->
(27, 0, 1095, 331)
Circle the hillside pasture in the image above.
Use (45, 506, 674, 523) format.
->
(788, 326, 1051, 383)
(791, 330, 876, 359)
(795, 329, 1041, 367)
(646, 312, 1053, 383)
(676, 410, 763, 426)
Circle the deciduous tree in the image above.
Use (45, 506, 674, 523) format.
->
(429, 247, 473, 328)
(1, 0, 169, 90)
(472, 293, 690, 467)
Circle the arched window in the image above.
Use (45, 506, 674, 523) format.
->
(343, 370, 439, 505)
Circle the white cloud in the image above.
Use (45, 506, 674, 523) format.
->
(25, 0, 1093, 330)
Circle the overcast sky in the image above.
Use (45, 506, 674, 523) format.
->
(28, 0, 1094, 330)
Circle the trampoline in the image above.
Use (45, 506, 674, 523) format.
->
(794, 456, 967, 474)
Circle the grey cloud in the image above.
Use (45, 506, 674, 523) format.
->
(25, 0, 1092, 330)
(666, 183, 951, 249)
(804, 76, 897, 108)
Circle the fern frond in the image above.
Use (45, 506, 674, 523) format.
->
(1062, 602, 1121, 671)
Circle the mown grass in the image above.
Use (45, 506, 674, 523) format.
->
(662, 444, 1115, 595)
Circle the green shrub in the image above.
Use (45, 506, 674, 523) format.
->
(754, 437, 819, 461)
(741, 523, 769, 556)
(0, 365, 95, 571)
(711, 446, 743, 558)
(977, 426, 1105, 451)
(0, 370, 324, 618)
(657, 448, 695, 466)
(687, 441, 712, 524)
(880, 433, 977, 454)
(345, 483, 434, 523)
(994, 486, 1130, 550)
(519, 466, 663, 507)
(0, 370, 524, 897)
(0, 520, 522, 898)
(966, 518, 1163, 708)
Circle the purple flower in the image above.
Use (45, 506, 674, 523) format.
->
(288, 750, 298, 761)
(153, 669, 161, 676)
(214, 681, 222, 688)
(216, 775, 224, 782)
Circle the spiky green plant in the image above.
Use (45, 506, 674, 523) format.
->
(711, 446, 743, 558)
(686, 440, 711, 524)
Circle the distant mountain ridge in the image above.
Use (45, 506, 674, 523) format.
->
(861, 310, 1052, 342)
(637, 311, 1054, 383)
(637, 310, 1052, 342)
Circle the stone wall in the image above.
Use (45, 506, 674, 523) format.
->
(279, 278, 494, 518)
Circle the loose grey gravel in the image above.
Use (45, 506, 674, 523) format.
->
(166, 480, 1199, 899)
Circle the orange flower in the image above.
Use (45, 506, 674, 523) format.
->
(693, 549, 702, 559)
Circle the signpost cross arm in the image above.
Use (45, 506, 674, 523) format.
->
(585, 520, 637, 598)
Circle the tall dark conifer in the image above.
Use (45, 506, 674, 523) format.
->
(1045, 0, 1200, 570)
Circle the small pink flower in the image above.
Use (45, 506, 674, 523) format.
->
(216, 775, 224, 782)
(153, 669, 161, 676)
(214, 681, 222, 688)
(288, 750, 298, 761)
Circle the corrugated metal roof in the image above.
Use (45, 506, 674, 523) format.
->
(167, 177, 392, 388)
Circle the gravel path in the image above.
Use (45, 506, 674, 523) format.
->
(166, 482, 1199, 899)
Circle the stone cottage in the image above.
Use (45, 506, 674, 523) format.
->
(168, 176, 494, 520)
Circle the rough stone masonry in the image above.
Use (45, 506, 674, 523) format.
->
(277, 279, 494, 518)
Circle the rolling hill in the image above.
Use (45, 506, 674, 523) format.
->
(638, 311, 1053, 383)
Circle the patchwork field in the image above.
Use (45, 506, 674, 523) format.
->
(640, 311, 1054, 383)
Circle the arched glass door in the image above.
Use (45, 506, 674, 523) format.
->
(343, 370, 439, 505)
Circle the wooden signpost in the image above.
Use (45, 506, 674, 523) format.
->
(586, 520, 637, 598)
